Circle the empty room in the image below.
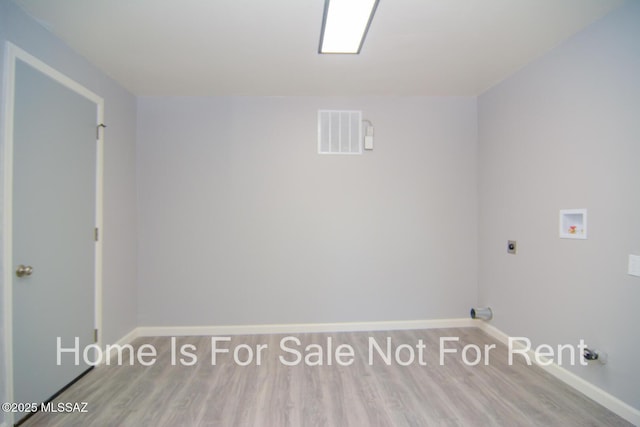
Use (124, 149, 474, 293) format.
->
(1, 0, 639, 426)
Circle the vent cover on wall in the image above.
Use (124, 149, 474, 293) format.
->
(318, 110, 362, 154)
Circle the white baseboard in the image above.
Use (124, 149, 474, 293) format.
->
(136, 318, 475, 337)
(103, 327, 140, 365)
(102, 319, 473, 366)
(478, 322, 640, 426)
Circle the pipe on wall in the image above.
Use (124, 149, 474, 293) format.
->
(470, 307, 493, 321)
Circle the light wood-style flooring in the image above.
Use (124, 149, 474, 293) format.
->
(22, 328, 632, 426)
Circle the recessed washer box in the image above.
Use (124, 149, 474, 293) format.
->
(559, 209, 587, 239)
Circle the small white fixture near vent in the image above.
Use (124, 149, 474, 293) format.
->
(318, 110, 362, 154)
(363, 119, 374, 150)
(559, 209, 587, 239)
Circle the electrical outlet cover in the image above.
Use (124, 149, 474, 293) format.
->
(629, 255, 640, 277)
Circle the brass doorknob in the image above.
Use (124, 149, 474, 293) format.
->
(16, 264, 33, 278)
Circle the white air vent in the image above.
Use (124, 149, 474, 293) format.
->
(318, 110, 362, 154)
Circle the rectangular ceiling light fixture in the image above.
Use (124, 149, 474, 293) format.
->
(319, 0, 379, 54)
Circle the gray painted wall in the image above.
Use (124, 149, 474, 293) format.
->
(137, 96, 478, 326)
(478, 0, 640, 409)
(0, 0, 138, 414)
(2, 0, 637, 416)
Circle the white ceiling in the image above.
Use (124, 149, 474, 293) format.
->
(15, 0, 623, 96)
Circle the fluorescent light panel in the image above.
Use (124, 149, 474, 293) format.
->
(319, 0, 379, 54)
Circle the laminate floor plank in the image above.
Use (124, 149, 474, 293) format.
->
(21, 328, 633, 427)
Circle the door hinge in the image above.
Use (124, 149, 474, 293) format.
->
(96, 123, 106, 139)
(94, 329, 98, 343)
(94, 227, 99, 242)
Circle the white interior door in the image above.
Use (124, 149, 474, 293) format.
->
(11, 55, 99, 423)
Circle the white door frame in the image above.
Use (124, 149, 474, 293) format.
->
(1, 41, 104, 426)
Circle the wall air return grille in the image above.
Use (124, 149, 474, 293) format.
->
(318, 110, 362, 154)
